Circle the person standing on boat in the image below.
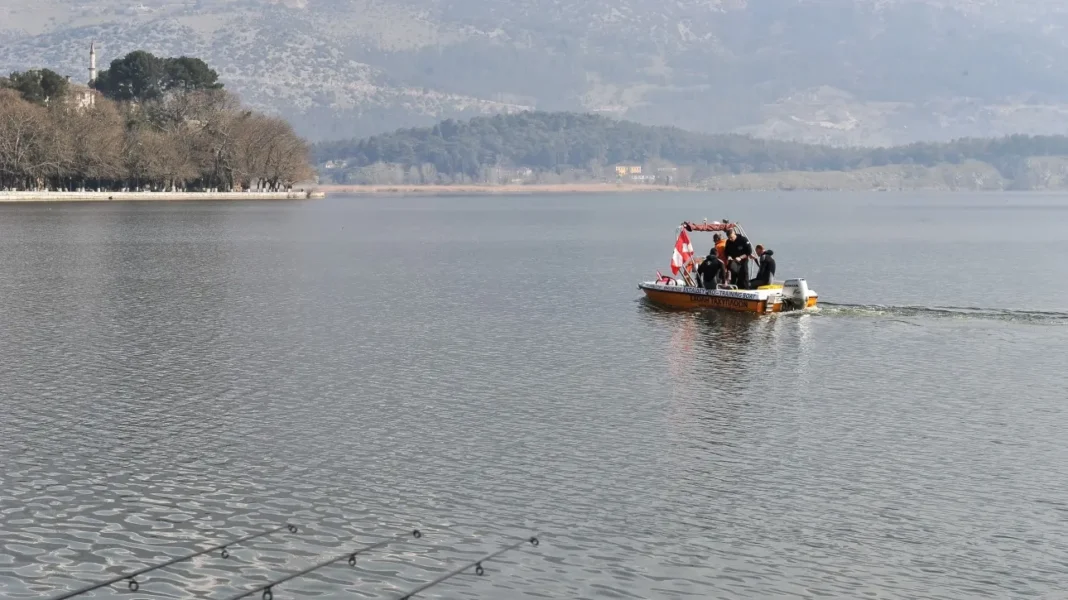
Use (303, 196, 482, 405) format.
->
(697, 248, 725, 289)
(724, 227, 754, 288)
(713, 233, 727, 264)
(750, 245, 776, 288)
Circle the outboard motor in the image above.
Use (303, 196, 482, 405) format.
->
(782, 278, 811, 309)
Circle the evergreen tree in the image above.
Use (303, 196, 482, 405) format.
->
(6, 69, 69, 105)
(94, 51, 223, 102)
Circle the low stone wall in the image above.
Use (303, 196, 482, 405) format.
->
(0, 191, 324, 202)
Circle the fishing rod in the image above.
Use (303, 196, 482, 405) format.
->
(395, 535, 540, 600)
(225, 529, 424, 600)
(47, 523, 298, 600)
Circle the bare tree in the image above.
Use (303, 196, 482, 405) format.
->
(0, 90, 52, 189)
(254, 117, 313, 190)
(50, 99, 125, 189)
(123, 127, 197, 191)
(232, 113, 273, 190)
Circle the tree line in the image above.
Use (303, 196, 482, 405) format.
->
(0, 51, 312, 192)
(313, 111, 1068, 184)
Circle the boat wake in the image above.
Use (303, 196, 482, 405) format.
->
(817, 303, 1068, 325)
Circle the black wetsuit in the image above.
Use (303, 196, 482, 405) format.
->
(751, 251, 776, 287)
(724, 234, 753, 288)
(697, 256, 724, 289)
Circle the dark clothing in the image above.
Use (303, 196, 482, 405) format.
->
(697, 256, 724, 289)
(724, 234, 753, 261)
(751, 252, 776, 287)
(727, 258, 750, 289)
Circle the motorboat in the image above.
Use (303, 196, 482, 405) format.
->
(638, 220, 818, 314)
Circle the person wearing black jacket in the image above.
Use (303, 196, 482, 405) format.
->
(723, 228, 754, 288)
(696, 250, 725, 289)
(750, 245, 776, 288)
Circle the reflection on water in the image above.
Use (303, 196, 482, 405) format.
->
(647, 300, 798, 388)
(652, 305, 807, 454)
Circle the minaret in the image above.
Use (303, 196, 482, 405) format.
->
(88, 42, 97, 84)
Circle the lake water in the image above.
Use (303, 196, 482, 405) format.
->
(1, 192, 1067, 600)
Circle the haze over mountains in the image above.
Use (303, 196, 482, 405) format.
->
(3, 0, 1068, 145)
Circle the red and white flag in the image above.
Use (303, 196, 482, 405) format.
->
(670, 229, 693, 275)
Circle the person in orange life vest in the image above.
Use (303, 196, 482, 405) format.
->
(713, 233, 727, 264)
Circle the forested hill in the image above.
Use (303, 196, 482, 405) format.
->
(314, 112, 1068, 184)
(314, 112, 829, 175)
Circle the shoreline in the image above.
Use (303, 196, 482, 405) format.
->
(0, 191, 324, 203)
(316, 183, 696, 196)
(313, 182, 1068, 195)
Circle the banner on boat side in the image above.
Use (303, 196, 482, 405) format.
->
(684, 294, 759, 310)
(708, 289, 762, 300)
(654, 284, 762, 301)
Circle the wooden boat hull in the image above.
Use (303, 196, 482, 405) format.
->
(638, 282, 818, 314)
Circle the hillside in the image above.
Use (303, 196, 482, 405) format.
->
(314, 111, 1068, 190)
(5, 1, 1068, 144)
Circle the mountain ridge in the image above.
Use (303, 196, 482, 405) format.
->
(4, 0, 1068, 144)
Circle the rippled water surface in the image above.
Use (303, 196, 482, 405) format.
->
(1, 192, 1067, 599)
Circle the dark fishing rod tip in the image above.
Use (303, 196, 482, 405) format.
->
(46, 522, 299, 600)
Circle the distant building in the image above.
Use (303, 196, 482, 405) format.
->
(614, 163, 642, 176)
(655, 166, 678, 185)
(59, 43, 99, 109)
(69, 83, 98, 110)
(493, 166, 533, 183)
